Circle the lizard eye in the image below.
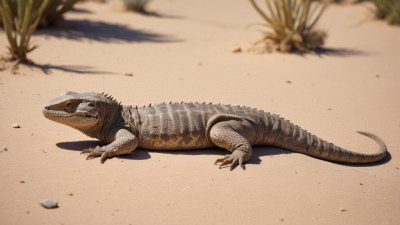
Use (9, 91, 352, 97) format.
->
(64, 101, 74, 109)
(88, 102, 95, 107)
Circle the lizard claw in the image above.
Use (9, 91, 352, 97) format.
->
(81, 146, 106, 160)
(81, 146, 114, 163)
(215, 151, 246, 171)
(100, 151, 111, 164)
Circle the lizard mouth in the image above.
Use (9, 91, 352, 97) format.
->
(42, 108, 97, 119)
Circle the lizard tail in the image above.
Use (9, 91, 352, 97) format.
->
(264, 116, 388, 163)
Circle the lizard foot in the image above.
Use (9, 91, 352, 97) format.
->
(81, 146, 112, 163)
(214, 150, 247, 171)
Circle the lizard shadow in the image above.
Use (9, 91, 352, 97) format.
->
(56, 140, 152, 160)
(56, 141, 289, 162)
(120, 146, 291, 164)
(56, 141, 391, 166)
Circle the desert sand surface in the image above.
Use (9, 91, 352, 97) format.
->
(1, 0, 400, 225)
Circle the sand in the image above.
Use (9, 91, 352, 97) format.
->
(0, 0, 399, 224)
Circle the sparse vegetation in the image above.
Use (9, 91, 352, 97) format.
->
(0, 0, 79, 68)
(372, 0, 400, 25)
(0, 0, 50, 63)
(249, 0, 328, 53)
(0, 0, 80, 28)
(122, 0, 151, 13)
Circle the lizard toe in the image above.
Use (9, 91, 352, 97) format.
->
(215, 151, 247, 171)
(214, 154, 230, 165)
(81, 147, 95, 155)
(83, 146, 105, 160)
(100, 151, 113, 164)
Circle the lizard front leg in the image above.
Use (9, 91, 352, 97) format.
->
(81, 128, 138, 163)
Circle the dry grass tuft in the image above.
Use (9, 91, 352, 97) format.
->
(249, 0, 328, 53)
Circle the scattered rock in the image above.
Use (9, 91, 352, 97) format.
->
(396, 167, 399, 170)
(12, 123, 21, 128)
(232, 47, 242, 53)
(280, 218, 285, 222)
(286, 80, 292, 84)
(327, 108, 332, 111)
(67, 192, 74, 197)
(1, 147, 7, 152)
(20, 180, 25, 184)
(40, 199, 59, 209)
(376, 74, 380, 78)
(124, 72, 133, 77)
(340, 207, 347, 212)
(359, 182, 363, 186)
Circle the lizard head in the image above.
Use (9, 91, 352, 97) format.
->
(42, 91, 121, 138)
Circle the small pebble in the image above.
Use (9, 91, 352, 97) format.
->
(124, 72, 133, 77)
(327, 108, 332, 111)
(2, 147, 7, 152)
(12, 123, 21, 128)
(232, 47, 242, 53)
(20, 180, 25, 184)
(286, 80, 292, 84)
(67, 192, 74, 197)
(360, 182, 363, 186)
(40, 199, 59, 209)
(376, 74, 380, 78)
(340, 207, 347, 212)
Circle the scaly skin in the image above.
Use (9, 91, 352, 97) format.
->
(42, 92, 388, 170)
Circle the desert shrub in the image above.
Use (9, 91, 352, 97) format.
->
(122, 0, 151, 13)
(0, 0, 80, 28)
(372, 0, 400, 25)
(0, 0, 79, 63)
(0, 0, 50, 62)
(249, 0, 328, 53)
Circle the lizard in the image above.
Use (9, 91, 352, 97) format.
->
(42, 91, 388, 170)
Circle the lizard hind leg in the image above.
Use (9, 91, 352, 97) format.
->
(209, 121, 253, 171)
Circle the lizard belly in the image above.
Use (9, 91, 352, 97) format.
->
(138, 131, 213, 150)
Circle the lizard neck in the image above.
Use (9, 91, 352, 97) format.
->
(122, 106, 141, 139)
(81, 104, 125, 142)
